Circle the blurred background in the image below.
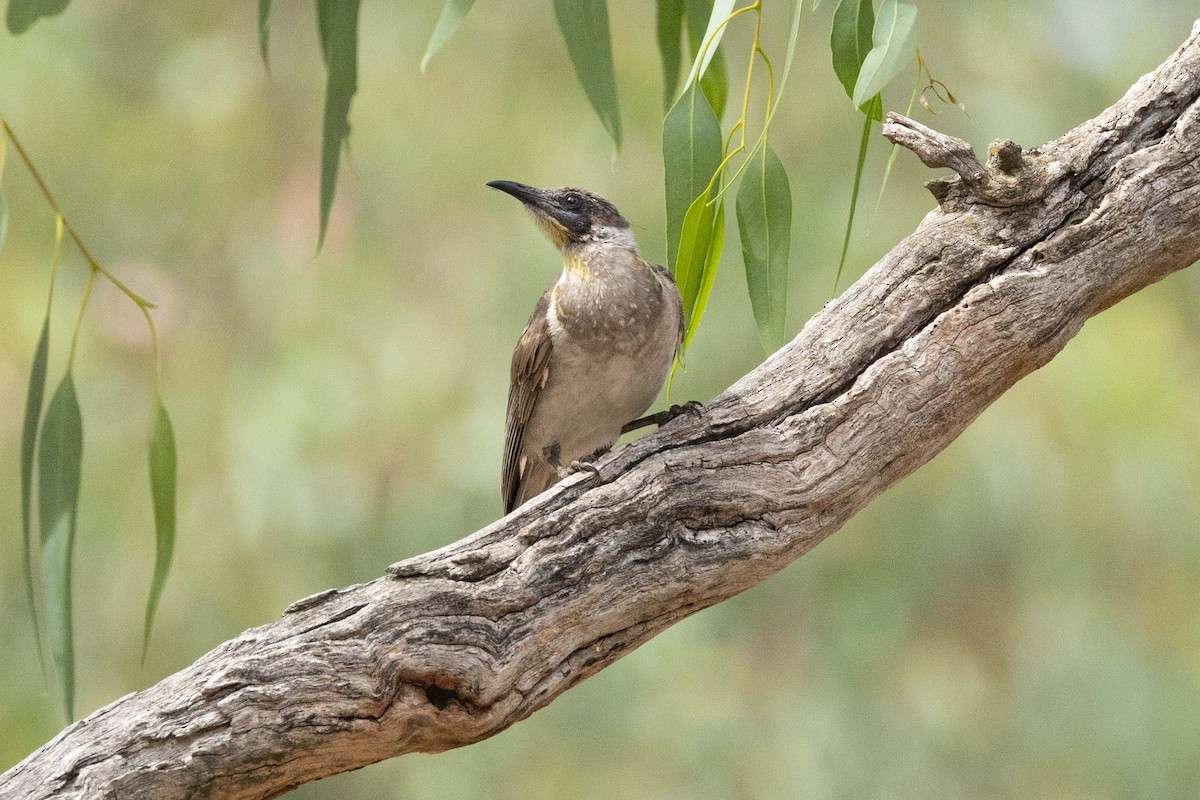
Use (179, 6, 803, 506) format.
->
(2, 1, 1200, 797)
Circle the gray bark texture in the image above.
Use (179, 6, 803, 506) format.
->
(5, 20, 1200, 800)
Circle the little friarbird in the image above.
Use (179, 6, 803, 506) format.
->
(488, 181, 686, 514)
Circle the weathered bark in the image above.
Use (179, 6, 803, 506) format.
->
(5, 20, 1200, 800)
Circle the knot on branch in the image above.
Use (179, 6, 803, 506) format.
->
(882, 113, 1048, 208)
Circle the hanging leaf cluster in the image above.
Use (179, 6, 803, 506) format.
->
(1, 119, 178, 720)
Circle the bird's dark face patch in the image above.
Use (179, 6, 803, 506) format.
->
(540, 188, 628, 239)
(488, 181, 629, 248)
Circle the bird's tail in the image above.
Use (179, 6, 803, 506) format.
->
(508, 460, 560, 514)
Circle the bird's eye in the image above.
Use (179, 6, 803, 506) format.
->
(563, 193, 583, 211)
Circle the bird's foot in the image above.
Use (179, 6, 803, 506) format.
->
(544, 443, 607, 480)
(565, 458, 602, 478)
(621, 400, 703, 434)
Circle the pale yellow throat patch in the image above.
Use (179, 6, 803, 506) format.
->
(530, 210, 570, 249)
(560, 250, 593, 280)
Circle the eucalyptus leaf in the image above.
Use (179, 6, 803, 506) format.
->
(258, 0, 271, 69)
(836, 93, 882, 287)
(421, 0, 478, 72)
(6, 0, 70, 34)
(830, 0, 874, 99)
(315, 0, 362, 251)
(663, 83, 722, 272)
(21, 316, 50, 671)
(699, 44, 728, 120)
(685, 198, 725, 348)
(852, 0, 918, 108)
(685, 0, 729, 119)
(38, 374, 83, 720)
(737, 143, 792, 353)
(655, 0, 684, 110)
(774, 0, 806, 107)
(553, 0, 622, 147)
(675, 189, 717, 343)
(142, 399, 177, 660)
(682, 0, 735, 89)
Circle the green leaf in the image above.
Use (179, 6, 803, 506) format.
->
(258, 0, 272, 70)
(873, 64, 922, 219)
(663, 84, 722, 272)
(774, 0, 806, 105)
(674, 188, 726, 349)
(142, 399, 177, 661)
(655, 0, 685, 110)
(21, 315, 50, 672)
(6, 0, 70, 34)
(691, 199, 725, 348)
(851, 0, 918, 108)
(675, 192, 714, 342)
(835, 93, 881, 288)
(553, 0, 622, 147)
(38, 373, 83, 720)
(421, 0, 478, 72)
(684, 197, 725, 349)
(830, 0, 874, 99)
(315, 0, 362, 251)
(699, 44, 728, 120)
(737, 143, 792, 353)
(685, 0, 729, 119)
(682, 0, 735, 90)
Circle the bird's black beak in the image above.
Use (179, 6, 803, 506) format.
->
(487, 180, 549, 210)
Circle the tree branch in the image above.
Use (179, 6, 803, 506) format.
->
(6, 21, 1200, 800)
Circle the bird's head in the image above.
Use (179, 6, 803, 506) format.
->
(487, 181, 632, 251)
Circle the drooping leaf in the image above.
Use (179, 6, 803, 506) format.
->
(655, 0, 685, 110)
(682, 0, 735, 90)
(830, 0, 874, 99)
(675, 191, 715, 341)
(699, 42, 728, 120)
(835, 93, 882, 287)
(6, 0, 70, 34)
(852, 0, 918, 108)
(773, 0, 806, 109)
(315, 0, 362, 251)
(21, 316, 50, 670)
(258, 0, 272, 70)
(553, 0, 622, 147)
(142, 399, 177, 660)
(38, 373, 83, 720)
(674, 187, 726, 349)
(684, 197, 725, 349)
(421, 0, 478, 72)
(737, 143, 792, 353)
(663, 83, 722, 271)
(873, 65, 922, 219)
(684, 0, 729, 119)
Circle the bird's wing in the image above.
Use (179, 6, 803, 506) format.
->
(502, 290, 555, 514)
(650, 263, 685, 352)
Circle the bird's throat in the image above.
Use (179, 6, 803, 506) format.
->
(560, 250, 594, 281)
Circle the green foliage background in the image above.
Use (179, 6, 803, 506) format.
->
(2, 1, 1200, 796)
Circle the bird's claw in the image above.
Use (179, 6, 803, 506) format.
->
(555, 453, 602, 479)
(667, 400, 703, 420)
(567, 459, 602, 478)
(621, 400, 704, 434)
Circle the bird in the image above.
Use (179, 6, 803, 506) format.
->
(488, 181, 688, 514)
